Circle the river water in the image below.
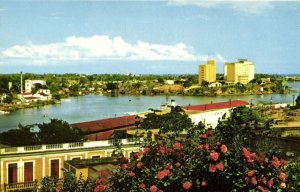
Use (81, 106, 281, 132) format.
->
(0, 82, 299, 132)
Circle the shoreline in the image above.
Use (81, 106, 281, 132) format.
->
(0, 91, 297, 113)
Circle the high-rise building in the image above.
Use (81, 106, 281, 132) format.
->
(224, 59, 254, 84)
(198, 60, 216, 84)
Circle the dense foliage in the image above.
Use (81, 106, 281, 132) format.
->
(0, 119, 85, 146)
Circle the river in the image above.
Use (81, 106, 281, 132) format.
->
(0, 82, 299, 132)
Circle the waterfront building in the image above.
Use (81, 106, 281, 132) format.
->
(198, 60, 216, 84)
(25, 80, 47, 93)
(183, 100, 249, 128)
(224, 59, 255, 84)
(72, 115, 143, 141)
(0, 139, 140, 191)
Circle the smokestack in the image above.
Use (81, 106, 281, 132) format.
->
(20, 72, 23, 94)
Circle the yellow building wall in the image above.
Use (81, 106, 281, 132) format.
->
(75, 168, 89, 180)
(225, 63, 236, 82)
(198, 60, 216, 84)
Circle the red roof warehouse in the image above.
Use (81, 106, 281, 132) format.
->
(72, 115, 143, 141)
(182, 100, 249, 111)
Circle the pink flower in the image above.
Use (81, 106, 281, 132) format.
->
(280, 159, 288, 166)
(242, 147, 251, 158)
(158, 146, 167, 154)
(216, 162, 224, 171)
(137, 161, 144, 169)
(127, 171, 135, 177)
(201, 179, 207, 187)
(247, 170, 255, 177)
(175, 162, 181, 168)
(267, 178, 274, 188)
(271, 156, 281, 167)
(120, 163, 127, 169)
(251, 176, 257, 186)
(204, 144, 210, 150)
(279, 172, 286, 182)
(261, 177, 267, 185)
(209, 164, 216, 173)
(173, 142, 183, 150)
(199, 133, 208, 139)
(220, 144, 228, 154)
(157, 169, 170, 180)
(207, 130, 214, 136)
(150, 185, 158, 192)
(182, 181, 192, 190)
(94, 184, 106, 192)
(198, 144, 203, 150)
(210, 151, 219, 161)
(143, 147, 150, 154)
(139, 183, 145, 189)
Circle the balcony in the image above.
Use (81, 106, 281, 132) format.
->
(4, 181, 35, 192)
(0, 138, 142, 155)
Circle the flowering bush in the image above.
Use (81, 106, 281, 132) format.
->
(109, 128, 289, 192)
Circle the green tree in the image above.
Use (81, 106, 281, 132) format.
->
(201, 80, 209, 87)
(37, 119, 85, 144)
(140, 109, 193, 142)
(296, 94, 300, 108)
(0, 124, 38, 146)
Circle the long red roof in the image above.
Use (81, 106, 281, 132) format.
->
(72, 115, 142, 134)
(182, 100, 249, 111)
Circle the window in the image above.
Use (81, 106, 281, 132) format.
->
(24, 162, 33, 182)
(50, 159, 59, 178)
(91, 155, 100, 159)
(8, 163, 18, 184)
(71, 157, 81, 161)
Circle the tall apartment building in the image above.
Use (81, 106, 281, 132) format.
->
(198, 60, 216, 84)
(224, 59, 254, 84)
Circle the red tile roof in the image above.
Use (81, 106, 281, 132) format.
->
(72, 115, 143, 134)
(182, 100, 249, 111)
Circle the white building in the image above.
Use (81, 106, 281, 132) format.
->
(25, 80, 47, 93)
(182, 100, 249, 128)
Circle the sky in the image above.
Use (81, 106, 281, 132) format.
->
(0, 0, 299, 75)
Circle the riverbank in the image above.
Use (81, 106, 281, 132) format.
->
(0, 100, 60, 112)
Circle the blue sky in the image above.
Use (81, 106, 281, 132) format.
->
(0, 0, 299, 75)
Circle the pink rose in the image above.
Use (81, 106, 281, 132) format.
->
(251, 176, 257, 186)
(210, 151, 219, 161)
(220, 144, 228, 154)
(216, 162, 224, 171)
(137, 161, 144, 169)
(127, 171, 135, 177)
(182, 181, 192, 190)
(173, 142, 184, 150)
(150, 185, 158, 192)
(201, 179, 207, 187)
(247, 170, 255, 177)
(139, 183, 145, 189)
(157, 169, 170, 180)
(209, 164, 216, 173)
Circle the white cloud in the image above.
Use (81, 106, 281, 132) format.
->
(168, 0, 279, 14)
(1, 35, 201, 64)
